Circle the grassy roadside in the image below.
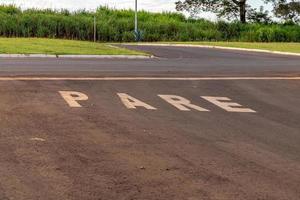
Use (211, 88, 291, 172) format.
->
(2, 38, 299, 55)
(0, 38, 145, 55)
(162, 42, 300, 53)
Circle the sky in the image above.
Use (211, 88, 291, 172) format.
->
(0, 0, 272, 19)
(0, 0, 176, 12)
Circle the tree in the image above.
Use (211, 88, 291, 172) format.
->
(175, 0, 250, 23)
(247, 6, 272, 23)
(267, 0, 300, 22)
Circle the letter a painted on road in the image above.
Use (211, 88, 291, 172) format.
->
(59, 91, 88, 108)
(117, 93, 157, 110)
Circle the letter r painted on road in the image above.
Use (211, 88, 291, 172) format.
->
(158, 95, 209, 112)
(59, 91, 88, 107)
(117, 93, 157, 110)
(201, 96, 256, 113)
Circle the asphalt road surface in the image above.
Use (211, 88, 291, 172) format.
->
(0, 46, 299, 200)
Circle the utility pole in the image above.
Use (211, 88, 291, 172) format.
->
(134, 0, 139, 41)
(94, 15, 96, 42)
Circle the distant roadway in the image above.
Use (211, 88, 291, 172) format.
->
(0, 45, 299, 77)
(0, 45, 299, 200)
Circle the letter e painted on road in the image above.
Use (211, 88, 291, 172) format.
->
(59, 91, 88, 108)
(117, 93, 157, 110)
(201, 96, 256, 113)
(158, 95, 209, 112)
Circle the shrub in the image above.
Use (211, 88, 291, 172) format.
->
(0, 5, 299, 42)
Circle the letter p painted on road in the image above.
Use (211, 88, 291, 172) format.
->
(59, 91, 89, 107)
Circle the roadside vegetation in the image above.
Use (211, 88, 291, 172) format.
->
(0, 5, 300, 43)
(0, 38, 143, 55)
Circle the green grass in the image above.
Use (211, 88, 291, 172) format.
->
(2, 38, 299, 55)
(166, 42, 300, 53)
(0, 38, 144, 55)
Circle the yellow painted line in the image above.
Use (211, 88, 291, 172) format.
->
(0, 77, 299, 81)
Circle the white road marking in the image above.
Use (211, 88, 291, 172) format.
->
(30, 137, 46, 142)
(58, 92, 256, 113)
(158, 95, 209, 112)
(201, 96, 256, 113)
(117, 93, 157, 110)
(59, 91, 89, 107)
(0, 77, 298, 81)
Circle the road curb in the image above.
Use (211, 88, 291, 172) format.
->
(0, 54, 153, 59)
(0, 54, 57, 58)
(128, 43, 300, 57)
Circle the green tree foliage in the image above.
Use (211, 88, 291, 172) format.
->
(247, 6, 272, 23)
(175, 0, 251, 23)
(267, 0, 300, 22)
(0, 5, 299, 42)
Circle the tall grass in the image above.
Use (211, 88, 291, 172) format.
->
(0, 5, 299, 42)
